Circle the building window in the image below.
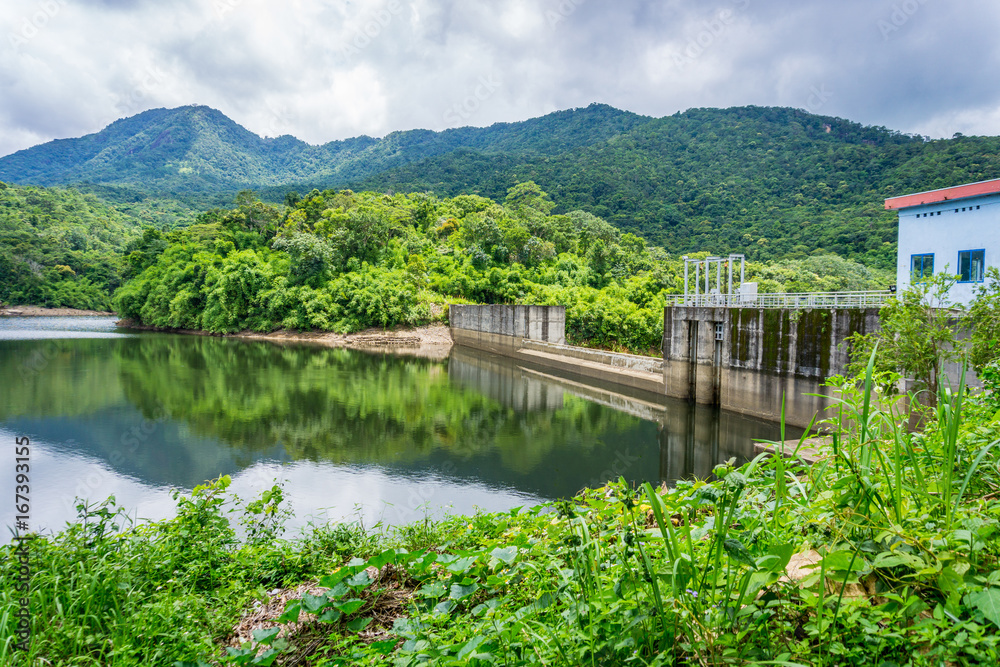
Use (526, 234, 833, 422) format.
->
(911, 253, 934, 281)
(714, 322, 724, 341)
(958, 249, 985, 283)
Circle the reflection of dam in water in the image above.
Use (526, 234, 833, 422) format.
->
(448, 347, 566, 413)
(448, 347, 798, 484)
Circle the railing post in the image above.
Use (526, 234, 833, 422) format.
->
(683, 257, 689, 305)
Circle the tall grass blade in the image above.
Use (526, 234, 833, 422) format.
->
(860, 344, 878, 473)
(953, 440, 998, 518)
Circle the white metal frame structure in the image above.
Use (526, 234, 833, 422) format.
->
(682, 254, 745, 303)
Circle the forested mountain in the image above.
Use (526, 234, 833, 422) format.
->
(0, 104, 648, 195)
(3, 104, 1000, 270)
(351, 107, 966, 269)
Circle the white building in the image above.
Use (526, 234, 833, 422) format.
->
(886, 178, 1000, 305)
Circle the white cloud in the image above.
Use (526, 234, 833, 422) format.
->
(2, 0, 1000, 157)
(916, 105, 1000, 141)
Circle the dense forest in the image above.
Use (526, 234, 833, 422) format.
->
(0, 183, 144, 309)
(113, 186, 889, 354)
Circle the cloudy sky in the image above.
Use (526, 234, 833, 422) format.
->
(1, 0, 998, 157)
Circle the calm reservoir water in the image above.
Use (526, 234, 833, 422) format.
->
(0, 317, 794, 539)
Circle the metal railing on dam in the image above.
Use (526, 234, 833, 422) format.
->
(665, 290, 893, 309)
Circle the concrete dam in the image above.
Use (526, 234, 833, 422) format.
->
(449, 303, 881, 429)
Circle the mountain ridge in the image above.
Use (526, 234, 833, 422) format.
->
(0, 103, 651, 194)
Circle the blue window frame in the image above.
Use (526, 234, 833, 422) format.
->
(910, 253, 934, 281)
(958, 249, 985, 283)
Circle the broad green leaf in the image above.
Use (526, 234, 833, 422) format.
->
(347, 571, 372, 589)
(744, 570, 783, 599)
(408, 551, 438, 577)
(968, 589, 1000, 628)
(326, 582, 349, 600)
(724, 539, 757, 569)
(938, 566, 963, 596)
(952, 530, 974, 545)
(416, 581, 447, 598)
(368, 549, 398, 569)
(822, 549, 865, 572)
(486, 573, 510, 588)
(346, 617, 373, 632)
(251, 627, 281, 645)
(760, 543, 795, 573)
(873, 552, 924, 570)
(939, 566, 964, 613)
(276, 601, 301, 624)
(457, 636, 485, 660)
(252, 648, 279, 666)
(224, 647, 255, 666)
(490, 546, 518, 566)
(319, 569, 350, 588)
(434, 600, 457, 615)
(370, 639, 398, 654)
(318, 608, 342, 623)
(450, 582, 480, 600)
(301, 593, 328, 614)
(335, 598, 365, 615)
(514, 591, 554, 620)
(445, 556, 478, 574)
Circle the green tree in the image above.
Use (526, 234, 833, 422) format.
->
(848, 272, 962, 397)
(223, 191, 281, 236)
(271, 232, 335, 287)
(967, 267, 1000, 373)
(504, 181, 555, 216)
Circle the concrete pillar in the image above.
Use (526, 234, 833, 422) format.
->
(687, 320, 698, 403)
(713, 331, 723, 406)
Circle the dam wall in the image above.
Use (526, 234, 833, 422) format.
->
(449, 304, 882, 429)
(663, 307, 881, 426)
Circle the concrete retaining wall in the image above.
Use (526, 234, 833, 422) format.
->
(449, 305, 566, 344)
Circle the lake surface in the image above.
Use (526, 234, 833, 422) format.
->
(0, 317, 794, 540)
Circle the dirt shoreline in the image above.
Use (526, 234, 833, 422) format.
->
(0, 305, 115, 317)
(116, 319, 455, 360)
